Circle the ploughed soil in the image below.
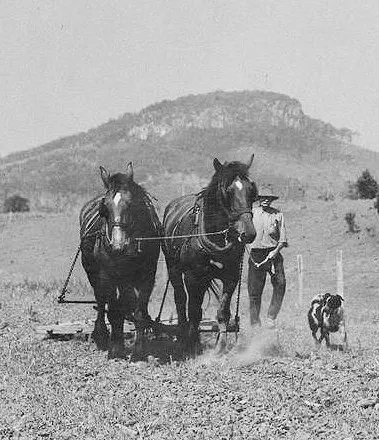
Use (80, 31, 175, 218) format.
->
(0, 198, 379, 439)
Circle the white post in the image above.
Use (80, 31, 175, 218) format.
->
(181, 184, 186, 197)
(336, 250, 344, 298)
(297, 254, 304, 307)
(336, 249, 348, 348)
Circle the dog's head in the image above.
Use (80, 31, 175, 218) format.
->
(311, 292, 331, 307)
(322, 292, 332, 304)
(325, 294, 344, 310)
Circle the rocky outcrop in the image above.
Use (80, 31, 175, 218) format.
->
(126, 91, 354, 144)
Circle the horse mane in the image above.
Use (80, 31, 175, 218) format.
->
(198, 161, 251, 199)
(105, 172, 160, 231)
(106, 172, 156, 206)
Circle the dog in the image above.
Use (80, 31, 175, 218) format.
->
(307, 292, 347, 349)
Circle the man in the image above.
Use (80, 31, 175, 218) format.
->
(247, 190, 288, 329)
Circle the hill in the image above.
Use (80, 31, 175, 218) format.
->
(1, 90, 379, 212)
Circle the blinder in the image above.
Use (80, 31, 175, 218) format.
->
(99, 198, 131, 230)
(228, 208, 252, 223)
(99, 198, 108, 218)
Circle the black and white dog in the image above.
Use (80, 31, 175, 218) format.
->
(307, 293, 347, 349)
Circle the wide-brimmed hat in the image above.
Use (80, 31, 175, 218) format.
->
(257, 190, 279, 201)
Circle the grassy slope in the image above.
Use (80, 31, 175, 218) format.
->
(0, 199, 379, 438)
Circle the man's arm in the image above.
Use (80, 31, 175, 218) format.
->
(267, 212, 288, 260)
(267, 242, 286, 261)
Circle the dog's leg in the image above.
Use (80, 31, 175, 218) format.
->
(323, 330, 330, 348)
(311, 330, 320, 348)
(318, 329, 325, 345)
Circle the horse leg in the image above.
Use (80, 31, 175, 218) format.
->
(118, 283, 136, 322)
(216, 278, 237, 354)
(167, 262, 188, 341)
(107, 286, 126, 359)
(185, 272, 207, 354)
(91, 278, 110, 351)
(92, 303, 109, 351)
(132, 273, 155, 361)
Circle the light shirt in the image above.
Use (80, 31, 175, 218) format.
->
(250, 206, 288, 249)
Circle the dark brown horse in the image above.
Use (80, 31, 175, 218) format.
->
(162, 155, 258, 352)
(80, 163, 161, 359)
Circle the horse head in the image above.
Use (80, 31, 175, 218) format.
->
(99, 162, 141, 255)
(212, 153, 257, 244)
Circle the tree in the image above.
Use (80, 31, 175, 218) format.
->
(356, 169, 378, 199)
(4, 195, 30, 213)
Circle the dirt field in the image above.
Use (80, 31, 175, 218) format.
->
(1, 198, 379, 439)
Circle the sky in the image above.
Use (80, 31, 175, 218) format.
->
(1, 0, 379, 157)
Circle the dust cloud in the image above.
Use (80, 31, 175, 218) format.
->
(196, 325, 285, 367)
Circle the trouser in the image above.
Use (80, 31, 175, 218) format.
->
(247, 248, 286, 326)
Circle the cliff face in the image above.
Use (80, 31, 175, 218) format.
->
(1, 90, 355, 167)
(126, 91, 354, 143)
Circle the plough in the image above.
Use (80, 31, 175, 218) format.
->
(44, 235, 243, 343)
(36, 318, 240, 340)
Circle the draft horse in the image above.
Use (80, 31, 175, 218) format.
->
(162, 155, 258, 352)
(80, 163, 161, 359)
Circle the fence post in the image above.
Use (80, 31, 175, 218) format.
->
(336, 250, 344, 298)
(297, 254, 304, 307)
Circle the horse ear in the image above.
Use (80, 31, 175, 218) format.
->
(100, 166, 110, 189)
(126, 162, 134, 180)
(213, 158, 223, 172)
(247, 154, 255, 169)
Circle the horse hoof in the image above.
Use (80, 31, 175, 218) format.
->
(108, 343, 126, 360)
(130, 350, 146, 362)
(91, 331, 109, 351)
(215, 343, 227, 356)
(108, 350, 126, 360)
(215, 334, 228, 355)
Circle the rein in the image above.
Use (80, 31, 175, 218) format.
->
(57, 226, 230, 304)
(195, 198, 251, 256)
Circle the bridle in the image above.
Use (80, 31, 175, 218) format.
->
(99, 195, 137, 248)
(227, 208, 253, 223)
(214, 177, 255, 240)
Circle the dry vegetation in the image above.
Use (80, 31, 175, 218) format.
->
(1, 197, 379, 439)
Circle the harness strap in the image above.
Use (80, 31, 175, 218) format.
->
(195, 198, 233, 256)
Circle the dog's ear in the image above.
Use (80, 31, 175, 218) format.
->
(337, 295, 344, 302)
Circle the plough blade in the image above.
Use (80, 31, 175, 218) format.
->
(37, 318, 239, 340)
